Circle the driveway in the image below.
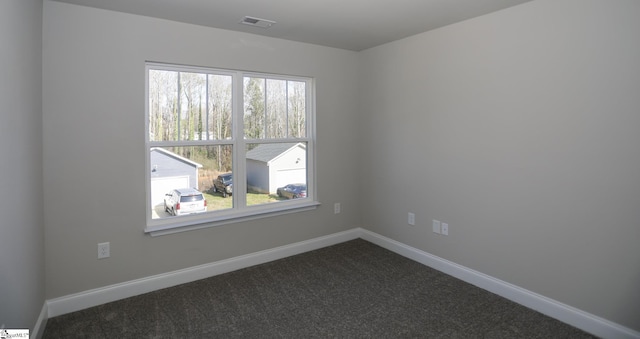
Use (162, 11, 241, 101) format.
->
(152, 203, 172, 219)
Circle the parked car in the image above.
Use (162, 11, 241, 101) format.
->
(276, 183, 307, 199)
(164, 188, 207, 216)
(213, 173, 233, 197)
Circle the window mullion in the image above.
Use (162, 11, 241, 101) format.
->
(306, 78, 315, 200)
(148, 140, 230, 147)
(233, 72, 247, 209)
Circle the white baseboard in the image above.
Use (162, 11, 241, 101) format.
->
(45, 227, 639, 339)
(47, 228, 360, 318)
(359, 228, 640, 339)
(32, 302, 48, 339)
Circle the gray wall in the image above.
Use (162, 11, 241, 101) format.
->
(43, 1, 360, 299)
(358, 0, 640, 331)
(0, 0, 45, 332)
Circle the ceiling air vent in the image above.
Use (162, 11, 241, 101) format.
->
(239, 16, 276, 29)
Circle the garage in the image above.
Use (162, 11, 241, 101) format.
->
(246, 143, 306, 194)
(274, 168, 306, 190)
(149, 147, 203, 207)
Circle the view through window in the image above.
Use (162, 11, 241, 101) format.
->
(146, 63, 315, 231)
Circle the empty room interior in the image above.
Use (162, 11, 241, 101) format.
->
(1, 0, 639, 337)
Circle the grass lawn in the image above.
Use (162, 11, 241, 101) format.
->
(204, 191, 283, 211)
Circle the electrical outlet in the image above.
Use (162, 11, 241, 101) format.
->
(441, 223, 449, 236)
(334, 203, 341, 214)
(432, 220, 441, 234)
(408, 212, 415, 226)
(98, 242, 110, 259)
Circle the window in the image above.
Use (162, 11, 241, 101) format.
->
(145, 63, 317, 235)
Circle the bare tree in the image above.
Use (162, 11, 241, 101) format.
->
(244, 77, 265, 139)
(288, 81, 306, 138)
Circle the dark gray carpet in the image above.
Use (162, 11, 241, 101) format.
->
(43, 239, 595, 338)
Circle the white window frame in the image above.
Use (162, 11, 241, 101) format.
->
(144, 62, 318, 236)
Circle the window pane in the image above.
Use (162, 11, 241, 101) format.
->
(150, 145, 233, 219)
(243, 77, 265, 139)
(150, 70, 233, 142)
(245, 142, 307, 206)
(149, 70, 178, 142)
(206, 74, 233, 140)
(266, 79, 287, 139)
(287, 81, 306, 138)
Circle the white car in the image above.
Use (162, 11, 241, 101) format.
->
(164, 188, 207, 216)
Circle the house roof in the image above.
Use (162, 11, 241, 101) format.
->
(150, 147, 203, 168)
(246, 143, 305, 163)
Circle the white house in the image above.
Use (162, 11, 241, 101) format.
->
(246, 143, 306, 194)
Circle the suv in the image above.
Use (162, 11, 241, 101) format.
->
(213, 173, 233, 198)
(164, 188, 207, 216)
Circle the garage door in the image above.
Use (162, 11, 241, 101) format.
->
(274, 169, 306, 192)
(151, 176, 189, 206)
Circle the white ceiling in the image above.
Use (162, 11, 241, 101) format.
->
(49, 0, 535, 51)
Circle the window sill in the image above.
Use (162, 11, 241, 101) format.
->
(145, 200, 321, 237)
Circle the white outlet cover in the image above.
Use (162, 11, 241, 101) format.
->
(432, 220, 441, 234)
(98, 242, 110, 259)
(441, 223, 449, 235)
(408, 212, 415, 225)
